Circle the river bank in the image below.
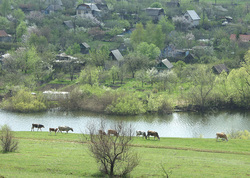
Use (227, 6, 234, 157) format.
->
(1, 132, 249, 178)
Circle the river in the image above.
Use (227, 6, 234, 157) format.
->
(0, 109, 249, 138)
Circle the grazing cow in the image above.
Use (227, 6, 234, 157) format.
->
(136, 130, 147, 139)
(49, 128, 58, 135)
(98, 130, 106, 135)
(147, 130, 160, 140)
(58, 126, 73, 133)
(108, 129, 119, 137)
(216, 132, 228, 141)
(31, 124, 45, 131)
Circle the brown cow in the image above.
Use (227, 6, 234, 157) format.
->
(108, 129, 119, 137)
(216, 132, 228, 141)
(98, 130, 106, 135)
(147, 130, 160, 140)
(49, 128, 58, 135)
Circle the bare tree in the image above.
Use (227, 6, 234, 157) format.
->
(87, 121, 139, 177)
(0, 125, 18, 153)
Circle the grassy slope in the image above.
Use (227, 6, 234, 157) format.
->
(0, 132, 249, 177)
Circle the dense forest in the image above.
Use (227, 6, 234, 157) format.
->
(0, 0, 249, 114)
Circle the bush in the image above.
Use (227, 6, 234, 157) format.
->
(105, 94, 146, 115)
(0, 125, 18, 153)
(1, 90, 47, 112)
(228, 130, 250, 140)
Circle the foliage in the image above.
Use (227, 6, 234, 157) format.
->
(79, 65, 100, 86)
(146, 94, 174, 113)
(136, 42, 161, 60)
(188, 65, 216, 110)
(0, 125, 18, 153)
(0, 0, 11, 17)
(105, 93, 146, 115)
(150, 2, 163, 8)
(87, 121, 139, 177)
(1, 90, 47, 112)
(125, 52, 150, 78)
(158, 17, 175, 34)
(228, 130, 250, 140)
(88, 46, 110, 67)
(65, 43, 81, 55)
(16, 21, 27, 42)
(130, 23, 145, 47)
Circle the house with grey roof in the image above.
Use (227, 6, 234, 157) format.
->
(109, 49, 124, 61)
(44, 4, 64, 14)
(156, 58, 173, 70)
(63, 20, 74, 29)
(76, 3, 101, 17)
(184, 10, 200, 27)
(146, 8, 165, 22)
(212, 64, 229, 74)
(80, 42, 90, 54)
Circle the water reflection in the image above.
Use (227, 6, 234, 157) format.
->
(0, 109, 249, 138)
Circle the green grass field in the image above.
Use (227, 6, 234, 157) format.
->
(0, 132, 250, 177)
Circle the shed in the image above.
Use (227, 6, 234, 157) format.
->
(212, 64, 229, 74)
(43, 91, 69, 101)
(44, 4, 64, 14)
(184, 10, 200, 27)
(146, 8, 165, 22)
(109, 49, 124, 61)
(80, 42, 90, 54)
(156, 58, 173, 70)
(63, 20, 74, 29)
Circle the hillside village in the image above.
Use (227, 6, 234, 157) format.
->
(0, 0, 249, 114)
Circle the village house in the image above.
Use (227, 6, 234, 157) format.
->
(63, 20, 74, 29)
(0, 30, 12, 42)
(184, 10, 200, 27)
(230, 34, 250, 43)
(76, 3, 101, 17)
(146, 8, 165, 22)
(44, 4, 64, 14)
(212, 64, 229, 74)
(109, 49, 124, 61)
(80, 42, 90, 54)
(166, 0, 180, 7)
(156, 58, 173, 71)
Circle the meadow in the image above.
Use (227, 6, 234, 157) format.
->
(0, 131, 250, 177)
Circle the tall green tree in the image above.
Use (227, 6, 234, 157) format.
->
(130, 23, 145, 47)
(79, 65, 100, 86)
(159, 17, 175, 34)
(189, 65, 216, 111)
(16, 21, 27, 42)
(89, 46, 110, 67)
(125, 52, 150, 78)
(136, 42, 160, 60)
(0, 0, 11, 17)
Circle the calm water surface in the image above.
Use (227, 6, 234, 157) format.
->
(0, 109, 249, 138)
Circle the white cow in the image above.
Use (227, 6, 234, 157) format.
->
(58, 126, 73, 133)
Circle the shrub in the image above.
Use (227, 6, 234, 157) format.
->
(228, 130, 250, 140)
(0, 125, 18, 153)
(1, 90, 47, 112)
(105, 94, 146, 115)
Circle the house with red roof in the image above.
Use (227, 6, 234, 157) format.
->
(0, 30, 12, 42)
(230, 34, 250, 43)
